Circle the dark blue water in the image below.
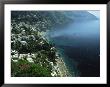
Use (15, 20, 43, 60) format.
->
(47, 19, 100, 77)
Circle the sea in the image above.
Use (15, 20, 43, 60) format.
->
(46, 19, 100, 77)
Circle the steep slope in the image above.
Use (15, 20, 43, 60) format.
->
(11, 11, 72, 77)
(11, 11, 72, 27)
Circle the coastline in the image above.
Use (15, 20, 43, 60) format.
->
(54, 57, 72, 77)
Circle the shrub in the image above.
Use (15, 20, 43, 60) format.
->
(11, 59, 52, 77)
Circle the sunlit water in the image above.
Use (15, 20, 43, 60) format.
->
(47, 19, 100, 77)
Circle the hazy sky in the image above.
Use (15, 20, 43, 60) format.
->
(88, 11, 100, 18)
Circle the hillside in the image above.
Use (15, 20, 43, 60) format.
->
(62, 11, 98, 21)
(11, 11, 72, 77)
(11, 11, 98, 77)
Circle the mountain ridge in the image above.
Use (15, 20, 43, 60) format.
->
(62, 11, 99, 21)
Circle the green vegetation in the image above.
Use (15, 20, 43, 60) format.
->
(11, 59, 51, 77)
(11, 11, 72, 77)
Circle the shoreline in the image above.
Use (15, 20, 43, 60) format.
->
(54, 57, 72, 77)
